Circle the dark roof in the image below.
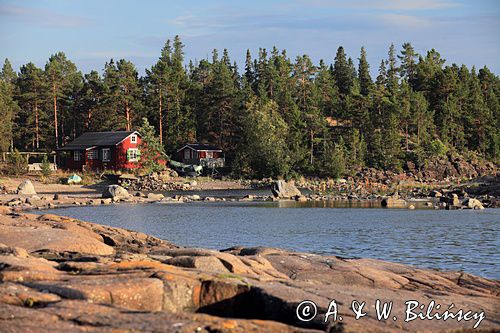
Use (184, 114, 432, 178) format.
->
(57, 131, 138, 151)
(177, 143, 222, 152)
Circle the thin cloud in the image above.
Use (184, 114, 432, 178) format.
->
(380, 14, 433, 28)
(297, 0, 459, 11)
(0, 4, 90, 28)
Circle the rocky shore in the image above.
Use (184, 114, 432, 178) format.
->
(0, 207, 499, 333)
(0, 177, 497, 213)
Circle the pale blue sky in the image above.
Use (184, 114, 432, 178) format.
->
(1, 0, 499, 75)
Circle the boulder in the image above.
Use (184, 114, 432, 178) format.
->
(463, 198, 485, 210)
(102, 185, 130, 200)
(270, 180, 301, 198)
(67, 174, 82, 184)
(165, 255, 229, 273)
(381, 196, 407, 208)
(17, 180, 36, 195)
(147, 193, 164, 201)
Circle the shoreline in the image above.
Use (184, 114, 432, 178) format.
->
(0, 207, 499, 332)
(0, 180, 495, 212)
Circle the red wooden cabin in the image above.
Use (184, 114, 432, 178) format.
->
(57, 131, 141, 171)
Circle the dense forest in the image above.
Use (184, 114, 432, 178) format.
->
(0, 36, 498, 178)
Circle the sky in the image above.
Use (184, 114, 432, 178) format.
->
(1, 0, 499, 76)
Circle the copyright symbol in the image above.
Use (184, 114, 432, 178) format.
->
(296, 300, 317, 322)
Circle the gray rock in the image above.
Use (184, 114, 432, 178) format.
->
(17, 180, 36, 195)
(102, 185, 130, 200)
(270, 180, 301, 198)
(147, 193, 164, 200)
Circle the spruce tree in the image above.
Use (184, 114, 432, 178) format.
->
(358, 47, 372, 96)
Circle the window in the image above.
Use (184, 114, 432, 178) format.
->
(130, 135, 137, 143)
(73, 151, 81, 161)
(184, 149, 191, 160)
(102, 148, 110, 162)
(206, 151, 213, 158)
(87, 150, 98, 160)
(127, 148, 140, 162)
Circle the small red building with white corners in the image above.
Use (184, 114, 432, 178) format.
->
(56, 131, 141, 171)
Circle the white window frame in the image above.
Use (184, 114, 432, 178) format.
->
(102, 148, 110, 162)
(73, 151, 80, 161)
(130, 134, 137, 144)
(87, 150, 98, 160)
(128, 148, 139, 162)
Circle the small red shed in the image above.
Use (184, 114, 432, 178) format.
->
(176, 143, 225, 168)
(57, 131, 141, 171)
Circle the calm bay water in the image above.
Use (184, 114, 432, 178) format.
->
(42, 201, 500, 279)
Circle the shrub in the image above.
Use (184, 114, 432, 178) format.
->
(5, 150, 27, 175)
(40, 155, 52, 178)
(323, 142, 346, 179)
(428, 139, 448, 157)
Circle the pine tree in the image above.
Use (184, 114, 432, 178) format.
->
(45, 52, 79, 148)
(398, 42, 418, 87)
(145, 40, 172, 145)
(0, 80, 18, 151)
(116, 59, 142, 131)
(79, 70, 105, 131)
(101, 60, 120, 130)
(1, 59, 17, 92)
(16, 63, 48, 149)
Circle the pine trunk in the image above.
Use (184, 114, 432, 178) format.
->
(310, 129, 314, 165)
(125, 100, 131, 131)
(87, 108, 92, 130)
(35, 101, 39, 149)
(159, 90, 163, 145)
(405, 123, 409, 151)
(53, 84, 58, 148)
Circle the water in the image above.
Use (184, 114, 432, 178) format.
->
(40, 201, 500, 279)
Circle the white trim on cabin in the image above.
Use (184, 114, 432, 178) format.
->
(102, 148, 111, 162)
(115, 131, 141, 145)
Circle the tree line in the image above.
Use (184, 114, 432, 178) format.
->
(0, 36, 498, 178)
